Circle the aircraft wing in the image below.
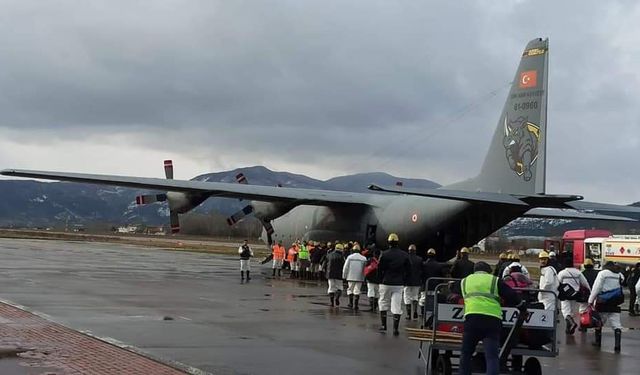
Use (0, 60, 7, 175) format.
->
(367, 184, 528, 206)
(522, 208, 636, 222)
(566, 201, 640, 215)
(0, 169, 372, 206)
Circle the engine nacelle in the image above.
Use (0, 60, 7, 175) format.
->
(167, 191, 211, 214)
(251, 201, 295, 221)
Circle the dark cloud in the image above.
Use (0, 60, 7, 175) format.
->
(0, 1, 638, 203)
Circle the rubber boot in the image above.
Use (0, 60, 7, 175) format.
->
(348, 295, 354, 309)
(241, 271, 245, 281)
(420, 306, 425, 320)
(412, 301, 419, 320)
(246, 271, 251, 281)
(272, 268, 276, 277)
(393, 314, 401, 336)
(277, 269, 282, 277)
(354, 295, 360, 311)
(329, 293, 335, 307)
(405, 304, 412, 320)
(379, 311, 388, 332)
(374, 299, 379, 313)
(565, 317, 577, 335)
(368, 297, 376, 312)
(592, 328, 602, 348)
(614, 329, 621, 353)
(335, 290, 342, 306)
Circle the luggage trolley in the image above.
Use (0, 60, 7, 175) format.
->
(410, 278, 558, 375)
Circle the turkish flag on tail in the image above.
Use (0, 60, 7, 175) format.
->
(519, 70, 537, 88)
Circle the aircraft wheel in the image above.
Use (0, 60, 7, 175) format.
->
(435, 354, 452, 375)
(523, 357, 542, 375)
(511, 354, 523, 372)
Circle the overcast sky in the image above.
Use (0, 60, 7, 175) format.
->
(0, 1, 638, 204)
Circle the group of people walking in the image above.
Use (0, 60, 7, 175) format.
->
(240, 237, 640, 352)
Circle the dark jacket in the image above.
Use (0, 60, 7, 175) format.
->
(310, 246, 326, 264)
(451, 256, 475, 279)
(364, 248, 382, 284)
(582, 267, 599, 288)
(406, 253, 423, 287)
(493, 260, 505, 277)
(627, 267, 640, 291)
(325, 250, 345, 280)
(377, 247, 411, 286)
(422, 258, 445, 291)
(548, 258, 563, 273)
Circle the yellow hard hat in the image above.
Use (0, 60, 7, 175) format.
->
(460, 247, 469, 254)
(538, 250, 550, 259)
(499, 252, 507, 260)
(584, 258, 594, 266)
(507, 253, 515, 260)
(335, 243, 344, 250)
(388, 233, 399, 242)
(427, 248, 436, 255)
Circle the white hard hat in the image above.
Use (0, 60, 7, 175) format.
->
(549, 251, 556, 257)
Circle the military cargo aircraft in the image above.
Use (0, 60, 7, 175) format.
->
(3, 38, 639, 260)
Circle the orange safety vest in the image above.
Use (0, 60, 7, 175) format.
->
(273, 245, 286, 260)
(287, 246, 298, 263)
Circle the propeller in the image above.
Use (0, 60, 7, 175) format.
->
(135, 160, 181, 234)
(226, 172, 276, 244)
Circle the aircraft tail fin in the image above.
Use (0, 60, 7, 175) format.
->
(458, 38, 549, 195)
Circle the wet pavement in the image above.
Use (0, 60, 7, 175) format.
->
(0, 238, 638, 374)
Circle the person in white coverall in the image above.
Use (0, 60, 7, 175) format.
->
(588, 261, 625, 352)
(557, 258, 590, 334)
(537, 251, 559, 310)
(343, 246, 367, 311)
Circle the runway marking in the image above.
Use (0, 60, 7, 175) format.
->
(179, 316, 192, 321)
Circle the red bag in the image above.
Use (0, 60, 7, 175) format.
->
(364, 257, 379, 277)
(580, 306, 602, 329)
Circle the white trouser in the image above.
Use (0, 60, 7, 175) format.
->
(600, 312, 623, 330)
(327, 279, 343, 294)
(367, 283, 379, 298)
(379, 285, 404, 315)
(347, 281, 363, 295)
(240, 259, 251, 271)
(272, 259, 283, 269)
(403, 286, 420, 304)
(560, 300, 588, 319)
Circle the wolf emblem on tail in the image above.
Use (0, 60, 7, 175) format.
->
(503, 116, 541, 181)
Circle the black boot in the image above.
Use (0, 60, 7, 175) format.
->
(393, 314, 401, 336)
(272, 268, 276, 277)
(374, 299, 378, 313)
(241, 271, 245, 281)
(277, 269, 282, 277)
(354, 295, 360, 311)
(405, 304, 412, 320)
(614, 329, 621, 353)
(368, 297, 376, 312)
(420, 306, 425, 320)
(412, 301, 419, 320)
(348, 295, 354, 309)
(246, 271, 251, 281)
(329, 293, 335, 307)
(379, 311, 387, 332)
(565, 316, 577, 335)
(335, 290, 342, 306)
(592, 328, 602, 348)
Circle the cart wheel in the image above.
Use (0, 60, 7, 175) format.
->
(435, 354, 452, 375)
(523, 357, 542, 375)
(511, 355, 523, 372)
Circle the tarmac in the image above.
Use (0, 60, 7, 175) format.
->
(0, 238, 638, 374)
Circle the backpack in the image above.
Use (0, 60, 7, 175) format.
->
(364, 257, 379, 278)
(558, 271, 587, 301)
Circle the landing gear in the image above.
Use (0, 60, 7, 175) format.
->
(523, 357, 542, 375)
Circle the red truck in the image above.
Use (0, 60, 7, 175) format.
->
(551, 229, 640, 270)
